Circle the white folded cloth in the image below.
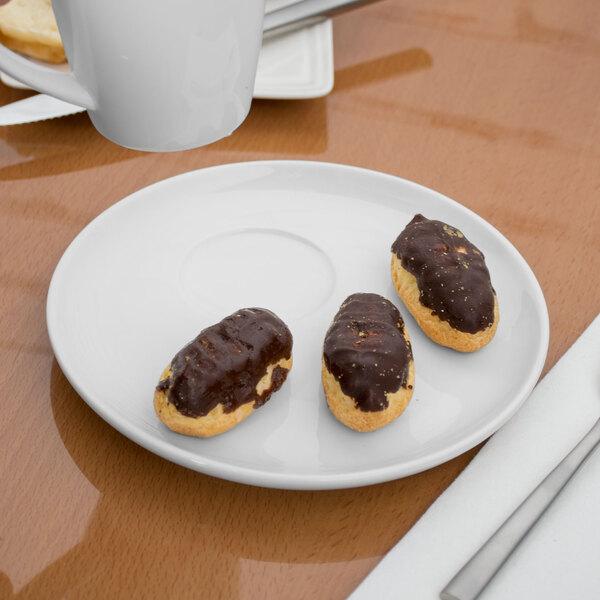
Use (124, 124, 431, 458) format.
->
(350, 314, 600, 600)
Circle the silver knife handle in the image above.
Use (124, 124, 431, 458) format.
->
(263, 0, 383, 36)
(440, 417, 600, 600)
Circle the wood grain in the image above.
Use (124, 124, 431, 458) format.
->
(1, 1, 599, 597)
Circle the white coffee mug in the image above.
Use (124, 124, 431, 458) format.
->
(0, 0, 264, 151)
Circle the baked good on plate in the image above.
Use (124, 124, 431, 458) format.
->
(154, 307, 293, 437)
(0, 0, 66, 63)
(391, 214, 498, 352)
(322, 293, 414, 432)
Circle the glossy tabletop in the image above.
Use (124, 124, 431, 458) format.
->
(1, 0, 599, 597)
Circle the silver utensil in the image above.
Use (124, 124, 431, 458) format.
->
(0, 94, 82, 125)
(440, 417, 600, 600)
(263, 0, 382, 37)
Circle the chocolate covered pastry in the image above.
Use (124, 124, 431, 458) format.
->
(391, 214, 498, 352)
(154, 308, 293, 437)
(322, 293, 414, 432)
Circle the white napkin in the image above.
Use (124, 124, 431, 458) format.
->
(350, 314, 600, 600)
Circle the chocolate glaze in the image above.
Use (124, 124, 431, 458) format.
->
(323, 293, 413, 412)
(391, 214, 495, 334)
(157, 308, 292, 418)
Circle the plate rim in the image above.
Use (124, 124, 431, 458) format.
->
(46, 159, 550, 490)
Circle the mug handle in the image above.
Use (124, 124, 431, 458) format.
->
(0, 44, 95, 109)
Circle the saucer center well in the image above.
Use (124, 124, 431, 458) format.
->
(180, 228, 335, 320)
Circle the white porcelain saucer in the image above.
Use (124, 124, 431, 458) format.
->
(46, 161, 549, 490)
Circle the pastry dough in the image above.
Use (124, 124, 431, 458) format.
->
(0, 0, 66, 63)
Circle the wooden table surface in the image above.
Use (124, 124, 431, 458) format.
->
(1, 1, 599, 597)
